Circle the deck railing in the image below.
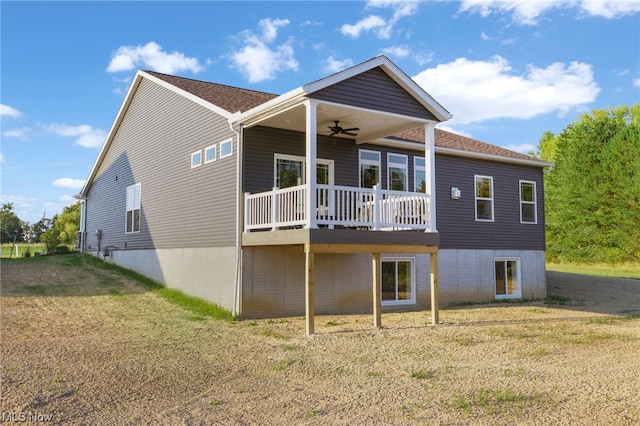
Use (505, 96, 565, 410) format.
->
(245, 184, 431, 232)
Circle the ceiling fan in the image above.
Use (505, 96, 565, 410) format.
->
(327, 120, 359, 137)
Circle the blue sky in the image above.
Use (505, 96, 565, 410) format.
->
(2, 0, 639, 224)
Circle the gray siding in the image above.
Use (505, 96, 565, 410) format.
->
(311, 68, 437, 121)
(435, 154, 546, 250)
(85, 78, 237, 253)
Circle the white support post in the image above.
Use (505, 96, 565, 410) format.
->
(424, 123, 437, 232)
(304, 100, 318, 229)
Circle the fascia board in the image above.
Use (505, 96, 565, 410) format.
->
(79, 71, 144, 196)
(233, 87, 307, 127)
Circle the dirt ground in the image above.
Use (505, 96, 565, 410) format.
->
(1, 255, 639, 425)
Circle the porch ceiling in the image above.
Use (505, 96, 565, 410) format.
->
(251, 101, 429, 145)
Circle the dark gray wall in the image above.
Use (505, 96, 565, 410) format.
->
(85, 78, 237, 252)
(243, 127, 546, 251)
(435, 154, 546, 250)
(243, 126, 422, 193)
(312, 67, 438, 121)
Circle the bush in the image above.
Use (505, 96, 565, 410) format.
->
(53, 245, 70, 254)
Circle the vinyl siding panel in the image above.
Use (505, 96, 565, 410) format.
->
(85, 78, 237, 253)
(435, 154, 546, 250)
(312, 68, 437, 120)
(244, 126, 424, 192)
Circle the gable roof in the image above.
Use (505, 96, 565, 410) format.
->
(146, 68, 548, 167)
(144, 70, 275, 114)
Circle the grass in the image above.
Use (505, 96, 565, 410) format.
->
(1, 243, 46, 258)
(3, 252, 236, 322)
(547, 262, 640, 280)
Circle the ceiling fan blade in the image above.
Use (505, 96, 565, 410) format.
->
(341, 127, 360, 132)
(342, 131, 358, 136)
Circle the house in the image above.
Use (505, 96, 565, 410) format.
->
(78, 56, 550, 334)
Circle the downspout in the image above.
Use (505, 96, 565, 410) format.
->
(230, 121, 244, 318)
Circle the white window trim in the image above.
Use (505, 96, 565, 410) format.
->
(273, 153, 334, 187)
(125, 183, 141, 234)
(204, 144, 217, 164)
(191, 150, 202, 168)
(519, 180, 537, 224)
(381, 256, 416, 306)
(474, 175, 494, 222)
(359, 149, 381, 188)
(387, 153, 408, 191)
(494, 257, 521, 299)
(414, 156, 426, 193)
(220, 138, 233, 159)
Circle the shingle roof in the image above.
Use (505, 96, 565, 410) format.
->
(145, 71, 540, 163)
(391, 127, 539, 162)
(145, 70, 277, 114)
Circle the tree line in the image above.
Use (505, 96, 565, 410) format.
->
(537, 104, 639, 264)
(1, 202, 80, 254)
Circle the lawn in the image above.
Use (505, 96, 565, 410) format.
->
(2, 253, 639, 425)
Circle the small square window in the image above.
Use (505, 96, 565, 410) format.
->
(220, 139, 232, 159)
(191, 151, 202, 168)
(205, 145, 217, 164)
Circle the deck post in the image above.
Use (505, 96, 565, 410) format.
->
(305, 245, 315, 335)
(372, 252, 382, 328)
(271, 187, 279, 231)
(304, 100, 318, 229)
(424, 122, 437, 232)
(430, 251, 439, 325)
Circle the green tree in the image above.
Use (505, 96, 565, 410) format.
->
(543, 105, 640, 263)
(41, 202, 81, 253)
(0, 203, 24, 243)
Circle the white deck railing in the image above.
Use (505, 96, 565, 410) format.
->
(245, 184, 431, 232)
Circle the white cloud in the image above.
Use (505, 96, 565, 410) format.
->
(341, 0, 421, 39)
(1, 104, 22, 119)
(381, 45, 411, 59)
(503, 143, 537, 155)
(341, 15, 387, 38)
(0, 154, 5, 163)
(633, 78, 640, 88)
(230, 18, 299, 83)
(107, 41, 204, 74)
(459, 0, 640, 25)
(52, 178, 85, 189)
(44, 123, 107, 148)
(413, 55, 600, 125)
(323, 56, 354, 74)
(3, 127, 30, 140)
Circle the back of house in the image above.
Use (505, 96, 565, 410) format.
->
(78, 56, 550, 322)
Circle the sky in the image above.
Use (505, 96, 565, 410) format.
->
(1, 0, 639, 224)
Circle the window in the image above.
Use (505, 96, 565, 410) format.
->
(495, 258, 520, 299)
(220, 138, 232, 159)
(275, 154, 304, 188)
(205, 144, 217, 164)
(387, 153, 408, 191)
(520, 180, 537, 224)
(414, 157, 426, 193)
(475, 175, 494, 221)
(359, 150, 380, 188)
(381, 258, 415, 305)
(125, 183, 141, 233)
(191, 150, 202, 168)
